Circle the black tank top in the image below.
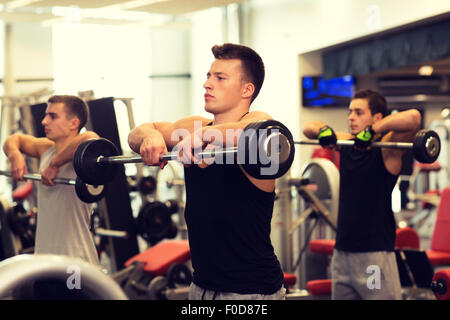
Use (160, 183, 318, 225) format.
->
(184, 162, 284, 294)
(334, 141, 398, 252)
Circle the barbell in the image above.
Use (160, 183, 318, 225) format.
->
(73, 120, 440, 186)
(73, 120, 295, 185)
(0, 170, 105, 204)
(296, 129, 441, 164)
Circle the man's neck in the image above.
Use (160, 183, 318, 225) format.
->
(213, 106, 250, 125)
(53, 133, 78, 153)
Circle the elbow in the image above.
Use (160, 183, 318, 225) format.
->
(409, 109, 422, 131)
(302, 121, 321, 139)
(84, 131, 100, 140)
(3, 134, 19, 153)
(127, 128, 141, 152)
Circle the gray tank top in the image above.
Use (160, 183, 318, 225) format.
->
(36, 146, 99, 265)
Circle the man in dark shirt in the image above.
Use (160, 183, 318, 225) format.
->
(128, 43, 285, 300)
(303, 89, 421, 299)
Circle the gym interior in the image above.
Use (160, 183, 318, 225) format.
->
(0, 0, 449, 301)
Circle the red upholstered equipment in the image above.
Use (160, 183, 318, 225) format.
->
(125, 240, 190, 276)
(431, 269, 450, 300)
(312, 147, 333, 162)
(307, 239, 334, 297)
(311, 147, 340, 169)
(283, 272, 297, 287)
(12, 181, 33, 202)
(426, 187, 450, 266)
(309, 239, 335, 255)
(309, 227, 421, 256)
(306, 279, 332, 296)
(395, 227, 420, 250)
(415, 161, 441, 172)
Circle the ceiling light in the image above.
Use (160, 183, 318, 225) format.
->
(418, 65, 434, 76)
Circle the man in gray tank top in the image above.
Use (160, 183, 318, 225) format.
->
(3, 95, 100, 298)
(303, 89, 421, 300)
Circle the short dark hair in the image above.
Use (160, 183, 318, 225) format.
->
(211, 43, 265, 104)
(48, 95, 89, 132)
(353, 89, 388, 117)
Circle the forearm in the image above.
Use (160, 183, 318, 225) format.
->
(302, 121, 328, 139)
(3, 135, 22, 160)
(372, 109, 421, 134)
(128, 123, 160, 153)
(51, 131, 99, 168)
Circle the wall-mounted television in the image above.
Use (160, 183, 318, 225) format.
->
(302, 75, 355, 107)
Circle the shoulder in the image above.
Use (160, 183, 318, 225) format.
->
(173, 116, 212, 129)
(35, 138, 55, 158)
(241, 111, 272, 122)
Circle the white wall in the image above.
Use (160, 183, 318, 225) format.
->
(149, 28, 192, 123)
(189, 8, 225, 119)
(5, 22, 53, 96)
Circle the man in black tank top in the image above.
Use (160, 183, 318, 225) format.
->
(128, 43, 286, 300)
(303, 89, 421, 299)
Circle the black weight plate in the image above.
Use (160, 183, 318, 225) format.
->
(74, 177, 106, 203)
(73, 138, 120, 185)
(164, 199, 179, 215)
(165, 222, 178, 239)
(137, 201, 172, 244)
(166, 263, 192, 288)
(413, 130, 441, 164)
(147, 276, 168, 300)
(138, 176, 157, 195)
(238, 121, 264, 178)
(240, 120, 295, 179)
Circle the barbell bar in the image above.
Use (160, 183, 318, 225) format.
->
(74, 120, 296, 186)
(0, 170, 105, 204)
(73, 120, 440, 187)
(295, 129, 441, 164)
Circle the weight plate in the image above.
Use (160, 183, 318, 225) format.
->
(73, 138, 120, 185)
(237, 121, 260, 178)
(138, 176, 157, 195)
(413, 129, 441, 163)
(147, 276, 168, 300)
(165, 222, 178, 239)
(74, 177, 106, 203)
(164, 199, 179, 215)
(239, 120, 295, 179)
(136, 201, 172, 244)
(166, 263, 193, 288)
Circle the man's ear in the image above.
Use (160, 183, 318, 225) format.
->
(70, 117, 81, 131)
(372, 112, 383, 123)
(242, 82, 255, 100)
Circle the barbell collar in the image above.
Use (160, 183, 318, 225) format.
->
(295, 139, 413, 149)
